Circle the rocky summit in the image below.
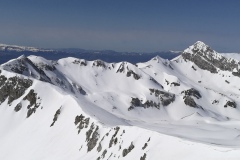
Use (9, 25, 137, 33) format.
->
(1, 42, 240, 160)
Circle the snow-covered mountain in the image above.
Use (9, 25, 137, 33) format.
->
(1, 41, 240, 160)
(221, 52, 240, 61)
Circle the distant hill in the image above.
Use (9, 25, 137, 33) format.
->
(0, 43, 180, 64)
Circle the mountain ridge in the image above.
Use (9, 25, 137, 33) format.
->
(1, 41, 240, 159)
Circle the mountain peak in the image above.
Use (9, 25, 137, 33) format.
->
(193, 41, 207, 46)
(180, 41, 240, 74)
(184, 41, 211, 54)
(192, 41, 209, 50)
(17, 54, 26, 59)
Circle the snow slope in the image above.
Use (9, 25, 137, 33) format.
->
(221, 53, 240, 61)
(1, 41, 240, 159)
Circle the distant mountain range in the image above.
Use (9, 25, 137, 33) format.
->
(0, 43, 181, 64)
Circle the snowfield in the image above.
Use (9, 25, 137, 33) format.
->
(1, 41, 240, 159)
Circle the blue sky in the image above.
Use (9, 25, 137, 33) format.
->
(0, 0, 240, 52)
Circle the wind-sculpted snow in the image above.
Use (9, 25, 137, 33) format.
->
(1, 42, 240, 159)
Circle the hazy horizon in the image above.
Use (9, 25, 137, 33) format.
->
(1, 0, 240, 52)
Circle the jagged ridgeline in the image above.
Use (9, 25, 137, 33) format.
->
(0, 41, 240, 159)
(181, 41, 240, 76)
(0, 43, 180, 65)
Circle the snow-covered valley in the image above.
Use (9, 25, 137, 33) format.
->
(1, 41, 240, 159)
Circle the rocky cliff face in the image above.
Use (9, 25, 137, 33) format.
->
(181, 41, 240, 76)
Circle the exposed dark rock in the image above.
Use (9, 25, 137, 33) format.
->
(126, 70, 141, 80)
(80, 61, 87, 66)
(147, 137, 150, 142)
(183, 96, 198, 108)
(149, 89, 175, 106)
(113, 127, 120, 137)
(27, 108, 36, 118)
(8, 79, 33, 104)
(232, 71, 240, 77)
(84, 118, 90, 128)
(192, 66, 197, 71)
(225, 80, 230, 84)
(171, 82, 180, 86)
(107, 153, 113, 160)
(140, 153, 147, 160)
(5, 57, 51, 82)
(50, 107, 61, 127)
(0, 75, 7, 87)
(224, 101, 236, 108)
(181, 43, 240, 75)
(116, 63, 125, 73)
(142, 143, 147, 150)
(109, 137, 115, 148)
(144, 100, 160, 109)
(120, 130, 125, 136)
(109, 127, 120, 148)
(74, 114, 90, 134)
(114, 138, 118, 145)
(9, 59, 28, 74)
(169, 65, 174, 70)
(130, 98, 141, 107)
(109, 136, 118, 148)
(35, 62, 56, 71)
(43, 64, 56, 71)
(0, 76, 32, 104)
(128, 106, 134, 111)
(97, 143, 102, 152)
(181, 88, 201, 99)
(149, 88, 164, 96)
(122, 149, 128, 156)
(129, 97, 160, 110)
(93, 60, 106, 68)
(86, 123, 95, 142)
(75, 114, 85, 125)
(24, 89, 37, 106)
(25, 58, 52, 82)
(122, 142, 135, 157)
(24, 89, 40, 118)
(72, 83, 86, 95)
(212, 100, 219, 104)
(73, 59, 87, 66)
(87, 126, 99, 152)
(102, 149, 107, 158)
(149, 77, 163, 88)
(78, 87, 87, 95)
(165, 79, 169, 85)
(14, 103, 22, 112)
(182, 53, 217, 73)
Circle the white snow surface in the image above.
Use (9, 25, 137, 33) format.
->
(221, 53, 240, 61)
(0, 42, 240, 159)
